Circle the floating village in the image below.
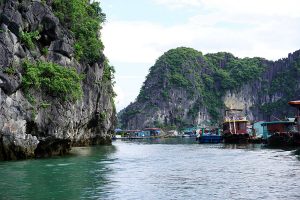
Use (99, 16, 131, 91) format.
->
(114, 100, 300, 148)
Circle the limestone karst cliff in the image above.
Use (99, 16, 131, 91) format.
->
(0, 0, 116, 160)
(119, 47, 300, 130)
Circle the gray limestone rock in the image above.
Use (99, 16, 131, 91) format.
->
(49, 39, 74, 58)
(0, 0, 116, 161)
(1, 0, 23, 35)
(120, 48, 300, 130)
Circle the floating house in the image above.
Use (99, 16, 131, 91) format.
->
(261, 121, 296, 146)
(136, 131, 151, 137)
(143, 128, 162, 137)
(123, 130, 141, 138)
(260, 100, 300, 147)
(112, 128, 163, 139)
(252, 121, 265, 137)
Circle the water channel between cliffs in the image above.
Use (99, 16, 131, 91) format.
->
(0, 138, 299, 200)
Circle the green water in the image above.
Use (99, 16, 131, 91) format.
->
(0, 138, 300, 200)
(0, 145, 117, 199)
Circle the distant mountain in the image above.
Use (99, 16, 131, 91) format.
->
(119, 47, 300, 130)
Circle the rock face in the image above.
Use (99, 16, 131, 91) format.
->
(224, 50, 300, 121)
(120, 47, 300, 130)
(0, 0, 116, 160)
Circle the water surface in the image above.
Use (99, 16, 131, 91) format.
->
(0, 138, 299, 200)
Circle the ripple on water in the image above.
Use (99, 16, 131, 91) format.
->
(0, 138, 299, 200)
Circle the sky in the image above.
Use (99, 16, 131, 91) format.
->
(100, 0, 300, 112)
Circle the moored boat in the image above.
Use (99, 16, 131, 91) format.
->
(261, 121, 295, 146)
(123, 128, 164, 139)
(181, 127, 200, 137)
(288, 101, 300, 146)
(249, 121, 264, 143)
(222, 109, 250, 143)
(197, 128, 223, 143)
(262, 100, 300, 147)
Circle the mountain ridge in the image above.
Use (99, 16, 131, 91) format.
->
(119, 47, 300, 130)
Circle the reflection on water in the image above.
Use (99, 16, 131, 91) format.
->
(0, 145, 117, 199)
(118, 137, 198, 145)
(0, 138, 300, 200)
(222, 143, 264, 150)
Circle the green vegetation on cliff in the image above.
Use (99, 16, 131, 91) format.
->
(19, 31, 40, 50)
(22, 61, 83, 101)
(204, 53, 266, 122)
(20, 0, 115, 103)
(121, 47, 268, 129)
(207, 53, 265, 90)
(52, 0, 106, 63)
(259, 59, 300, 118)
(102, 60, 117, 107)
(102, 60, 116, 85)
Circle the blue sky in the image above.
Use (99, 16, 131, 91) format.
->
(100, 0, 300, 111)
(101, 0, 202, 25)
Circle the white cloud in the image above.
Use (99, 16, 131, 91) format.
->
(103, 16, 300, 63)
(102, 21, 198, 64)
(103, 21, 162, 64)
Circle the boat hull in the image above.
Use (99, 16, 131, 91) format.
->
(248, 137, 263, 144)
(267, 132, 300, 147)
(223, 133, 250, 143)
(198, 135, 223, 143)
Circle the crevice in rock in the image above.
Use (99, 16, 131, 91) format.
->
(0, 72, 21, 95)
(25, 120, 46, 137)
(0, 135, 6, 161)
(34, 136, 71, 158)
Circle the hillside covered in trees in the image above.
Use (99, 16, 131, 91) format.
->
(119, 47, 300, 130)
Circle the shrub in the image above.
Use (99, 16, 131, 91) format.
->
(22, 61, 83, 101)
(4, 66, 16, 75)
(161, 90, 168, 100)
(41, 47, 49, 56)
(52, 0, 106, 63)
(102, 60, 115, 84)
(19, 31, 40, 50)
(170, 72, 190, 87)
